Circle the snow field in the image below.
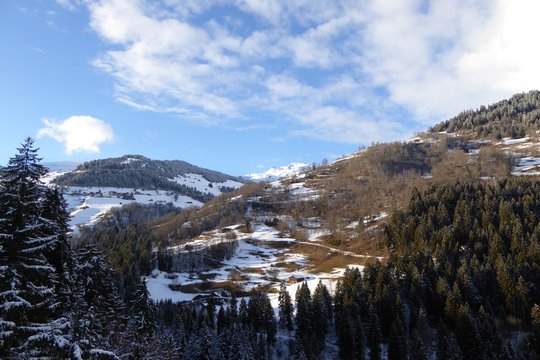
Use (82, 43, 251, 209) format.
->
(146, 222, 367, 308)
(246, 163, 310, 182)
(168, 173, 243, 196)
(64, 186, 203, 235)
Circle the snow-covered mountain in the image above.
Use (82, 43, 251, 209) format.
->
(245, 162, 310, 182)
(42, 155, 245, 236)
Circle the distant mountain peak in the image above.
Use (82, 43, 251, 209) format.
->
(245, 162, 310, 182)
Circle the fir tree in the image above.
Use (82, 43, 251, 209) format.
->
(0, 138, 71, 358)
(74, 244, 123, 357)
(388, 317, 408, 360)
(311, 281, 332, 352)
(278, 281, 293, 337)
(239, 298, 249, 325)
(367, 305, 382, 360)
(129, 278, 156, 338)
(295, 282, 317, 358)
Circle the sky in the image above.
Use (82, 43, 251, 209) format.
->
(1, 0, 539, 176)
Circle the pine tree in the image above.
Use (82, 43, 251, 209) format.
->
(295, 282, 317, 358)
(278, 282, 293, 336)
(532, 304, 540, 355)
(129, 278, 156, 338)
(0, 138, 71, 358)
(262, 293, 276, 346)
(367, 305, 382, 360)
(239, 298, 249, 325)
(311, 281, 331, 352)
(388, 317, 408, 360)
(74, 244, 123, 357)
(206, 293, 216, 329)
(436, 328, 462, 360)
(229, 295, 238, 321)
(217, 306, 227, 335)
(197, 322, 216, 360)
(410, 330, 427, 360)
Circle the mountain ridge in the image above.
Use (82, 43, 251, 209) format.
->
(52, 154, 245, 203)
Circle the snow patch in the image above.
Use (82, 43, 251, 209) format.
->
(64, 186, 202, 235)
(169, 173, 243, 196)
(120, 157, 141, 165)
(246, 163, 310, 182)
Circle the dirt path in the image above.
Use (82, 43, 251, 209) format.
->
(295, 241, 384, 259)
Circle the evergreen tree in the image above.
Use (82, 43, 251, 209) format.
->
(217, 306, 226, 335)
(129, 278, 156, 338)
(74, 244, 123, 357)
(0, 138, 71, 358)
(311, 281, 332, 351)
(295, 282, 317, 358)
(388, 317, 408, 360)
(239, 298, 249, 325)
(278, 281, 293, 336)
(436, 328, 462, 360)
(410, 330, 427, 360)
(229, 295, 238, 321)
(206, 293, 216, 329)
(367, 305, 382, 360)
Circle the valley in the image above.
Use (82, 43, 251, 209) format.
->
(7, 91, 540, 358)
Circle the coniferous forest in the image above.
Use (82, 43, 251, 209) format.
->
(3, 137, 540, 359)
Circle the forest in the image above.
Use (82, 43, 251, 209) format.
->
(431, 90, 540, 139)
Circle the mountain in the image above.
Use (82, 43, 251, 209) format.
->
(52, 154, 245, 203)
(244, 162, 310, 182)
(47, 155, 245, 235)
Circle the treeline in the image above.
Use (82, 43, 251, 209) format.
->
(432, 90, 540, 138)
(53, 154, 244, 202)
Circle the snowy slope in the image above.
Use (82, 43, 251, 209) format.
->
(245, 162, 310, 182)
(65, 187, 203, 236)
(40, 156, 244, 236)
(168, 173, 243, 196)
(41, 161, 80, 184)
(146, 222, 372, 304)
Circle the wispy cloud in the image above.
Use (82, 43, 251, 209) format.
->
(37, 115, 115, 154)
(76, 0, 539, 144)
(55, 0, 80, 12)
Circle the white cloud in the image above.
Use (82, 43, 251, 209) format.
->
(357, 0, 540, 123)
(76, 0, 540, 144)
(37, 115, 115, 154)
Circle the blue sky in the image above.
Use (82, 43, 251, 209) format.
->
(1, 0, 539, 176)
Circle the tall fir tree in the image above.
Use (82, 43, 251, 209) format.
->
(278, 281, 293, 336)
(74, 244, 124, 358)
(0, 138, 71, 358)
(311, 281, 332, 352)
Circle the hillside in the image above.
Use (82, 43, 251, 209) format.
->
(431, 90, 540, 138)
(52, 154, 244, 202)
(45, 155, 245, 235)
